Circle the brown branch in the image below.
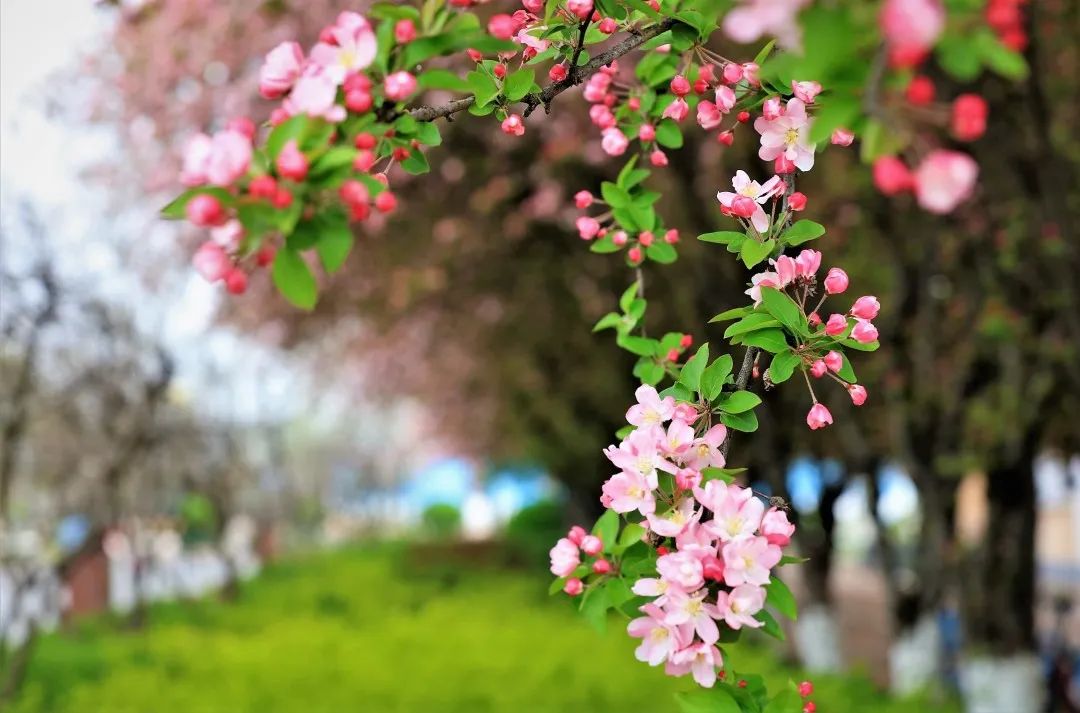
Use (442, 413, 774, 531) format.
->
(407, 19, 678, 122)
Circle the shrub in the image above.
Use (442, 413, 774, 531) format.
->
(420, 503, 461, 539)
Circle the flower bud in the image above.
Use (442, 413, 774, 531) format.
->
(798, 681, 814, 698)
(650, 150, 668, 167)
(501, 113, 525, 136)
(664, 229, 680, 244)
(487, 13, 517, 40)
(374, 191, 397, 214)
(830, 128, 854, 146)
(276, 139, 308, 181)
(638, 123, 656, 142)
(762, 97, 783, 120)
(722, 62, 743, 84)
(638, 231, 654, 247)
(806, 403, 833, 430)
(581, 535, 603, 556)
(872, 156, 912, 195)
(563, 578, 584, 596)
(669, 75, 691, 97)
(825, 313, 848, 336)
(824, 267, 849, 294)
(186, 194, 226, 227)
(774, 155, 796, 174)
(592, 558, 612, 574)
(848, 384, 868, 406)
(597, 17, 617, 33)
(810, 360, 827, 378)
(850, 295, 881, 320)
(905, 76, 935, 105)
(824, 350, 842, 373)
(394, 19, 417, 43)
(224, 267, 248, 295)
(567, 525, 587, 546)
(788, 192, 808, 211)
(851, 320, 878, 343)
(549, 63, 568, 82)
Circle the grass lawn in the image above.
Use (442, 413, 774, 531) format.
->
(11, 543, 957, 712)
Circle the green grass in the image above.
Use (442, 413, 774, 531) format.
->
(11, 543, 957, 712)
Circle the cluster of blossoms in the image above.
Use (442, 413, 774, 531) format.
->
(744, 248, 878, 428)
(552, 386, 796, 688)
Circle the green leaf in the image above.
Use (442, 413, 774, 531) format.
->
(764, 690, 801, 713)
(616, 523, 645, 552)
(709, 307, 752, 323)
(265, 114, 310, 160)
(593, 312, 622, 333)
(766, 576, 798, 621)
(760, 287, 806, 335)
(548, 576, 567, 595)
(679, 343, 710, 392)
(768, 351, 800, 384)
(756, 609, 785, 640)
(417, 69, 471, 92)
(601, 182, 633, 208)
(504, 68, 536, 101)
(783, 220, 826, 245)
(590, 232, 622, 253)
(836, 352, 857, 383)
(741, 328, 788, 353)
(724, 313, 780, 338)
(741, 239, 775, 268)
(633, 358, 665, 386)
(619, 281, 640, 312)
(413, 121, 442, 147)
(579, 582, 610, 633)
(700, 354, 734, 400)
(719, 390, 761, 414)
(271, 248, 318, 310)
(466, 70, 501, 106)
(698, 230, 746, 245)
(592, 510, 619, 549)
(654, 119, 683, 148)
(401, 149, 430, 175)
(720, 409, 758, 433)
(308, 146, 358, 182)
(617, 334, 658, 357)
(313, 208, 353, 274)
(974, 28, 1028, 79)
(677, 688, 740, 713)
(646, 242, 677, 264)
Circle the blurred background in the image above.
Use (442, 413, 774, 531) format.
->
(0, 0, 1077, 711)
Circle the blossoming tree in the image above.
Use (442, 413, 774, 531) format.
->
(160, 0, 1030, 708)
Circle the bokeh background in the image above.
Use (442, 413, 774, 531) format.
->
(1, 0, 1078, 711)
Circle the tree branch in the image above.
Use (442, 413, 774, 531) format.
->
(408, 19, 677, 122)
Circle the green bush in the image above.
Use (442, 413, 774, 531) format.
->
(504, 500, 565, 567)
(420, 503, 461, 539)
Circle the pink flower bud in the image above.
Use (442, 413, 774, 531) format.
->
(493, 64, 506, 79)
(345, 90, 373, 113)
(601, 127, 629, 156)
(612, 230, 628, 247)
(276, 140, 308, 181)
(576, 216, 601, 240)
(795, 250, 821, 280)
(339, 179, 369, 207)
(226, 117, 256, 139)
(906, 76, 935, 105)
(761, 507, 795, 547)
(788, 192, 807, 211)
(798, 681, 814, 698)
(466, 48, 483, 63)
(661, 98, 689, 122)
(730, 195, 757, 218)
(851, 320, 879, 343)
(638, 123, 656, 142)
(675, 468, 702, 491)
(702, 554, 725, 581)
(791, 80, 822, 104)
(850, 295, 881, 320)
(717, 130, 735, 147)
(803, 702, 817, 713)
(384, 71, 417, 101)
(824, 350, 843, 373)
(669, 75, 691, 97)
(597, 17, 617, 33)
(722, 62, 743, 84)
(810, 360, 827, 378)
(487, 13, 517, 40)
(592, 558, 612, 574)
(693, 78, 709, 94)
(186, 194, 226, 227)
(192, 240, 230, 282)
(649, 149, 668, 167)
(374, 191, 397, 214)
(741, 62, 760, 86)
(638, 231, 654, 247)
(848, 384, 868, 406)
(824, 267, 849, 294)
(951, 94, 988, 142)
(353, 150, 376, 172)
(224, 267, 248, 295)
(825, 313, 848, 336)
(567, 525, 587, 546)
(501, 113, 525, 136)
(567, 0, 593, 20)
(522, 0, 544, 12)
(762, 97, 783, 120)
(806, 403, 833, 430)
(873, 156, 912, 195)
(574, 190, 594, 209)
(808, 312, 822, 327)
(628, 246, 643, 264)
(774, 156, 796, 174)
(831, 128, 855, 146)
(394, 19, 417, 43)
(549, 63, 568, 82)
(563, 577, 584, 596)
(581, 535, 603, 556)
(249, 175, 277, 199)
(664, 229, 680, 244)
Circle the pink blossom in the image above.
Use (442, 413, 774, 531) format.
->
(705, 486, 765, 542)
(722, 62, 744, 84)
(581, 535, 603, 556)
(806, 403, 833, 430)
(309, 12, 377, 83)
(605, 428, 676, 482)
(668, 642, 724, 687)
(575, 216, 601, 240)
(650, 150, 668, 167)
(914, 150, 978, 214)
(192, 240, 230, 282)
(628, 603, 690, 666)
(760, 507, 795, 547)
(717, 170, 784, 233)
(697, 101, 723, 130)
(762, 97, 783, 120)
(715, 86, 737, 112)
(549, 537, 580, 576)
(791, 80, 822, 104)
(515, 28, 550, 54)
(661, 98, 689, 122)
(395, 19, 417, 44)
(873, 156, 913, 195)
(772, 255, 797, 286)
(715, 584, 766, 629)
(664, 588, 722, 645)
(848, 384, 869, 406)
(831, 128, 855, 146)
(646, 498, 698, 537)
(181, 130, 252, 187)
(794, 249, 821, 279)
(589, 104, 616, 128)
(487, 14, 517, 40)
(285, 70, 346, 122)
(675, 468, 702, 491)
(583, 73, 611, 103)
(658, 551, 705, 590)
(754, 98, 816, 172)
(259, 41, 305, 99)
(745, 271, 781, 306)
(384, 71, 418, 102)
(851, 320, 879, 343)
(825, 313, 847, 336)
(210, 220, 243, 250)
(601, 127, 629, 156)
(626, 384, 676, 429)
(567, 525, 587, 545)
(672, 402, 697, 424)
(186, 194, 226, 227)
(722, 0, 809, 49)
(563, 577, 584, 596)
(501, 113, 525, 136)
(631, 576, 674, 604)
(850, 295, 880, 320)
(180, 134, 214, 187)
(276, 140, 308, 181)
(824, 267, 849, 294)
(638, 124, 656, 142)
(810, 360, 827, 378)
(879, 0, 945, 66)
(721, 535, 782, 586)
(823, 350, 842, 373)
(685, 424, 727, 470)
(567, 0, 593, 20)
(660, 419, 696, 460)
(601, 470, 656, 515)
(574, 190, 594, 209)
